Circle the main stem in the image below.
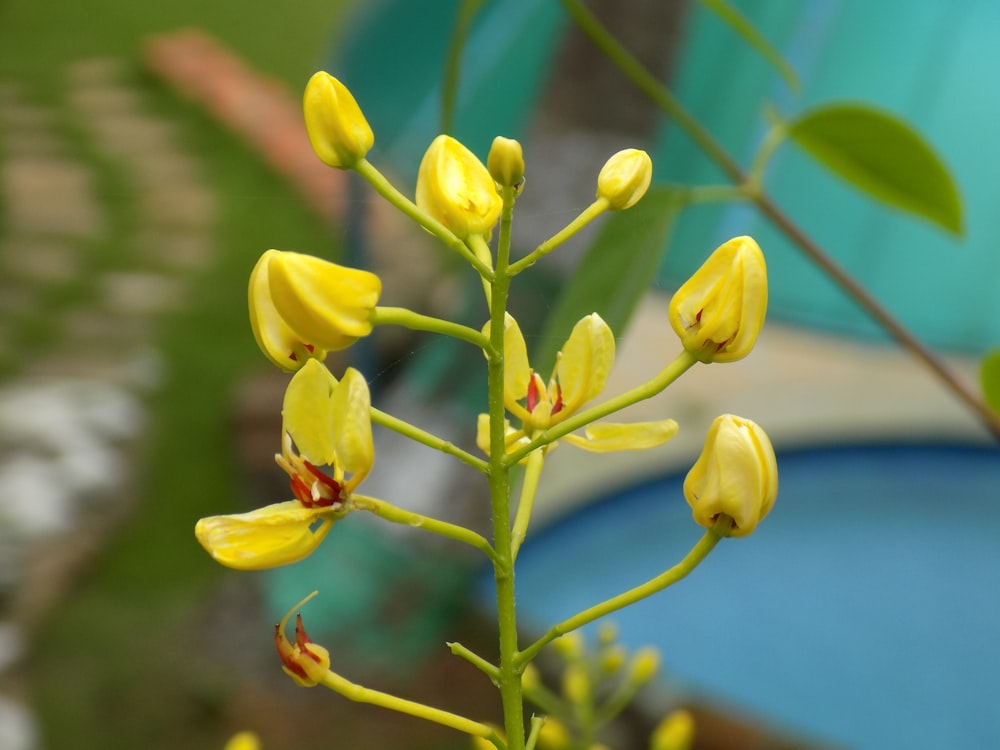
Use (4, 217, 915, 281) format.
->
(489, 185, 525, 749)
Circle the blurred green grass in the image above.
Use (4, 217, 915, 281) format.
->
(0, 1, 356, 748)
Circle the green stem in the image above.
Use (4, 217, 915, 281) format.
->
(351, 494, 498, 563)
(448, 641, 501, 681)
(489, 182, 527, 750)
(507, 199, 609, 276)
(318, 669, 502, 744)
(524, 716, 545, 750)
(510, 449, 544, 562)
(563, 0, 1000, 442)
(373, 305, 494, 354)
(517, 524, 725, 668)
(353, 158, 494, 279)
(370, 406, 488, 474)
(441, 0, 486, 134)
(505, 350, 698, 466)
(468, 233, 495, 304)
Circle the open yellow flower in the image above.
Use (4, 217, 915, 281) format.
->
(195, 361, 374, 569)
(477, 313, 678, 456)
(416, 134, 502, 239)
(249, 249, 381, 371)
(668, 236, 767, 363)
(303, 71, 374, 169)
(684, 414, 777, 537)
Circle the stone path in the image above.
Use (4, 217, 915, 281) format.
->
(0, 56, 221, 750)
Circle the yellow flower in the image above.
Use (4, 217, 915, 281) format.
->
(249, 249, 381, 371)
(477, 313, 678, 456)
(668, 236, 767, 363)
(596, 148, 652, 210)
(303, 71, 374, 169)
(416, 134, 502, 238)
(537, 718, 572, 750)
(274, 592, 331, 687)
(195, 361, 374, 569)
(223, 732, 261, 750)
(650, 710, 695, 750)
(684, 414, 777, 537)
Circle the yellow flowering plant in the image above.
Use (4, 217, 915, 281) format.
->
(195, 71, 779, 750)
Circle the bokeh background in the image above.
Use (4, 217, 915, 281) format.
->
(0, 1, 997, 749)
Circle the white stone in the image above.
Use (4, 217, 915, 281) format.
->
(0, 695, 37, 750)
(0, 455, 75, 537)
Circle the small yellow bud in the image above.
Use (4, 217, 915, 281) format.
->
(684, 414, 778, 537)
(599, 645, 626, 674)
(303, 72, 374, 169)
(416, 134, 502, 238)
(552, 630, 584, 661)
(668, 235, 767, 363)
(249, 250, 381, 370)
(596, 148, 652, 210)
(562, 663, 590, 705)
(650, 709, 695, 750)
(628, 646, 661, 684)
(274, 593, 332, 688)
(537, 718, 572, 750)
(521, 663, 543, 692)
(487, 135, 525, 190)
(223, 732, 261, 750)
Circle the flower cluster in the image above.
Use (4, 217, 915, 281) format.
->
(194, 70, 779, 750)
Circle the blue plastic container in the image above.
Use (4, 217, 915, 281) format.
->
(480, 444, 1000, 749)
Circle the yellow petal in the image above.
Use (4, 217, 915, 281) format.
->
(668, 236, 767, 363)
(683, 414, 777, 536)
(329, 367, 374, 487)
(596, 148, 652, 210)
(563, 419, 679, 452)
(268, 251, 381, 352)
(249, 250, 328, 371)
(416, 135, 501, 238)
(283, 358, 338, 466)
(303, 71, 374, 169)
(195, 501, 333, 570)
(482, 313, 530, 410)
(556, 313, 615, 414)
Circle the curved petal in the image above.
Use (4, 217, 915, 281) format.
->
(195, 501, 333, 570)
(249, 250, 328, 371)
(329, 367, 374, 487)
(557, 313, 615, 413)
(483, 313, 530, 409)
(563, 419, 679, 452)
(283, 359, 338, 465)
(268, 251, 381, 352)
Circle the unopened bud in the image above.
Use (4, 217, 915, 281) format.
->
(596, 148, 652, 210)
(487, 136, 525, 191)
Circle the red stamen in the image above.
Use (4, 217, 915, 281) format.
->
(295, 613, 324, 664)
(289, 343, 316, 362)
(551, 382, 564, 416)
(695, 309, 704, 323)
(290, 474, 315, 507)
(275, 623, 309, 679)
(526, 375, 539, 413)
(304, 462, 343, 507)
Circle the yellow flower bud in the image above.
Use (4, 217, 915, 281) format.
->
(274, 593, 332, 688)
(416, 134, 502, 238)
(668, 235, 767, 363)
(487, 135, 525, 190)
(249, 250, 381, 370)
(563, 663, 591, 705)
(552, 630, 584, 661)
(650, 710, 695, 750)
(684, 414, 777, 537)
(303, 71, 374, 169)
(223, 732, 261, 750)
(596, 148, 652, 210)
(537, 718, 572, 750)
(628, 646, 661, 684)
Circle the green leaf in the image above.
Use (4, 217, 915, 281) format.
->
(535, 185, 683, 374)
(982, 349, 1000, 416)
(697, 0, 799, 91)
(786, 103, 963, 235)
